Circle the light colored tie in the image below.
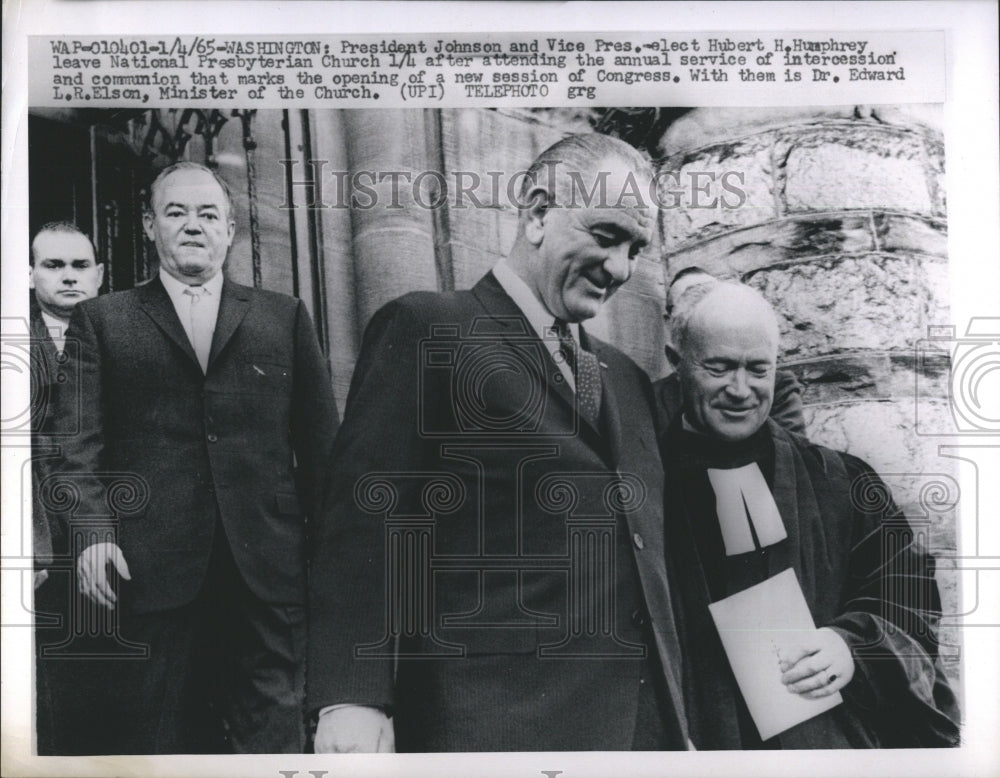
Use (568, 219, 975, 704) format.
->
(183, 286, 212, 373)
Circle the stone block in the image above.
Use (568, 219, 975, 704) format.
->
(657, 106, 859, 158)
(663, 212, 877, 281)
(660, 132, 778, 248)
(746, 254, 946, 359)
(804, 399, 958, 540)
(874, 212, 948, 257)
(779, 124, 934, 214)
(788, 351, 949, 407)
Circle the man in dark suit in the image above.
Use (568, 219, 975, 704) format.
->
(29, 222, 104, 754)
(55, 162, 339, 753)
(654, 266, 807, 435)
(308, 134, 689, 752)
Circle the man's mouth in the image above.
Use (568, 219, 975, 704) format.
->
(717, 406, 757, 418)
(581, 274, 609, 296)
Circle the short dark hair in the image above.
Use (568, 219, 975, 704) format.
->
(30, 221, 98, 266)
(146, 161, 234, 217)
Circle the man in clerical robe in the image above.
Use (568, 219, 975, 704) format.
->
(661, 280, 960, 749)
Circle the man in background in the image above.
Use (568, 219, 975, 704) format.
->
(654, 266, 807, 436)
(55, 162, 339, 753)
(29, 221, 104, 754)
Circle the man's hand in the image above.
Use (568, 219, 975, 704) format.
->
(314, 705, 394, 753)
(779, 627, 855, 699)
(76, 542, 130, 609)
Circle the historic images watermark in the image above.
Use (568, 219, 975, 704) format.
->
(278, 160, 748, 212)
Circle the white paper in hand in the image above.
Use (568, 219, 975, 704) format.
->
(708, 568, 842, 741)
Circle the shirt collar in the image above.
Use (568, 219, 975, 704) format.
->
(491, 259, 580, 344)
(159, 267, 224, 302)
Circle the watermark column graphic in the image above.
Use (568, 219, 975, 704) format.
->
(848, 471, 961, 660)
(535, 471, 647, 658)
(914, 318, 1000, 632)
(2, 318, 148, 656)
(1, 317, 78, 626)
(352, 471, 466, 658)
(36, 471, 149, 658)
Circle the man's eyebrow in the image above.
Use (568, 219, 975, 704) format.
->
(591, 220, 648, 242)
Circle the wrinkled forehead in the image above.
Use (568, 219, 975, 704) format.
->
(580, 201, 656, 244)
(32, 231, 96, 261)
(151, 169, 230, 211)
(578, 157, 656, 239)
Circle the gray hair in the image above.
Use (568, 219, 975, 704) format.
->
(519, 133, 654, 207)
(146, 161, 234, 217)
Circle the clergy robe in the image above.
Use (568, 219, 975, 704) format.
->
(661, 419, 961, 749)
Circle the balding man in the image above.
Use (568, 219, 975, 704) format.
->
(55, 162, 339, 753)
(660, 281, 959, 748)
(308, 134, 689, 752)
(653, 266, 806, 435)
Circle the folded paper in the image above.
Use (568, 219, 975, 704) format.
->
(708, 568, 842, 740)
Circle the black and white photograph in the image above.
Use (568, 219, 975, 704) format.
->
(2, 3, 998, 778)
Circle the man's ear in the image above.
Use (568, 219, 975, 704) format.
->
(96, 263, 105, 288)
(522, 185, 551, 247)
(141, 210, 156, 242)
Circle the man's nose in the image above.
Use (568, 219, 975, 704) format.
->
(183, 213, 203, 232)
(603, 245, 632, 283)
(726, 369, 752, 399)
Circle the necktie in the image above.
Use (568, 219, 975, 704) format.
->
(553, 318, 603, 431)
(183, 286, 212, 373)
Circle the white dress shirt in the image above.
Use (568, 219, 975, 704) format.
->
(491, 259, 580, 392)
(40, 310, 69, 354)
(159, 268, 223, 372)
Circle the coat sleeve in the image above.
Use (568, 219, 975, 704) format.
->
(290, 299, 340, 526)
(49, 301, 118, 544)
(306, 298, 427, 714)
(825, 455, 961, 746)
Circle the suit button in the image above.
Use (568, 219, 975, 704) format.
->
(631, 608, 648, 628)
(207, 433, 218, 443)
(632, 533, 644, 550)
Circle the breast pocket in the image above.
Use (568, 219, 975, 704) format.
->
(243, 355, 293, 394)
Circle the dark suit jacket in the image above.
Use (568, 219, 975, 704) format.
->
(56, 275, 338, 613)
(308, 272, 688, 751)
(30, 301, 67, 568)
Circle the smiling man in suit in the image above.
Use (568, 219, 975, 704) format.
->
(55, 161, 339, 753)
(309, 134, 689, 752)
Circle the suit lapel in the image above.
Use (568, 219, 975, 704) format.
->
(209, 280, 251, 370)
(136, 277, 201, 369)
(470, 273, 585, 433)
(29, 304, 60, 374)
